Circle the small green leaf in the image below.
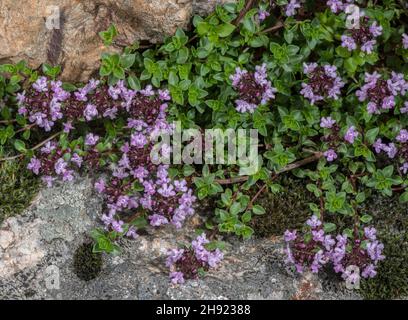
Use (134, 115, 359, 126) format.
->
(14, 139, 26, 153)
(216, 23, 236, 37)
(323, 223, 337, 233)
(360, 214, 373, 223)
(252, 204, 266, 215)
(400, 191, 408, 203)
(127, 74, 141, 90)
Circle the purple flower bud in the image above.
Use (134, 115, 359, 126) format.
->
(54, 158, 68, 175)
(369, 22, 383, 37)
(400, 162, 408, 175)
(396, 129, 408, 143)
(312, 229, 325, 242)
(324, 149, 338, 162)
(166, 248, 185, 267)
(341, 35, 357, 51)
(111, 220, 124, 233)
(149, 214, 169, 227)
(303, 63, 318, 75)
(320, 116, 336, 129)
(384, 143, 397, 159)
(32, 77, 48, 92)
(126, 226, 138, 239)
(306, 215, 322, 228)
(364, 227, 377, 241)
(362, 264, 377, 278)
(71, 153, 83, 168)
(63, 121, 74, 133)
(94, 179, 106, 193)
(344, 126, 359, 144)
(373, 139, 386, 153)
(284, 230, 297, 242)
(258, 9, 270, 22)
(401, 102, 408, 114)
(327, 0, 345, 13)
(84, 104, 98, 121)
(41, 175, 55, 188)
(361, 40, 376, 54)
(285, 0, 301, 17)
(170, 271, 185, 284)
(85, 133, 100, 146)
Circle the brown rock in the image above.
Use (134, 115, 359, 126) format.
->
(0, 0, 234, 82)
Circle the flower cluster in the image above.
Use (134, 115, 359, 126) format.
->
(28, 142, 74, 185)
(344, 126, 359, 144)
(17, 77, 69, 131)
(341, 18, 382, 54)
(301, 63, 345, 104)
(166, 233, 224, 284)
(373, 129, 408, 173)
(229, 63, 277, 113)
(17, 77, 172, 135)
(320, 118, 361, 161)
(99, 162, 196, 234)
(24, 77, 196, 239)
(356, 71, 408, 114)
(320, 116, 340, 162)
(92, 85, 195, 235)
(284, 216, 385, 282)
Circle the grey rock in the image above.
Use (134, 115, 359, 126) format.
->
(0, 177, 361, 300)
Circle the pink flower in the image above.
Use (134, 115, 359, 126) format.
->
(344, 126, 359, 144)
(85, 133, 100, 146)
(396, 129, 408, 143)
(83, 104, 98, 121)
(324, 149, 338, 162)
(320, 116, 336, 128)
(94, 179, 106, 193)
(170, 271, 185, 284)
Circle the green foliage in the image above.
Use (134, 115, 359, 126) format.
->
(0, 61, 38, 157)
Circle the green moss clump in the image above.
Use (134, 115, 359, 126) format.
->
(0, 159, 40, 224)
(359, 193, 408, 300)
(250, 175, 316, 238)
(360, 232, 408, 300)
(73, 242, 103, 281)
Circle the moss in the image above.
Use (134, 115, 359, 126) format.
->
(358, 193, 408, 300)
(250, 175, 316, 238)
(0, 159, 40, 224)
(360, 232, 408, 299)
(73, 242, 103, 281)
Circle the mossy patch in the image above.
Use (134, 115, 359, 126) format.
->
(250, 175, 316, 238)
(0, 159, 40, 224)
(73, 242, 103, 281)
(359, 193, 408, 300)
